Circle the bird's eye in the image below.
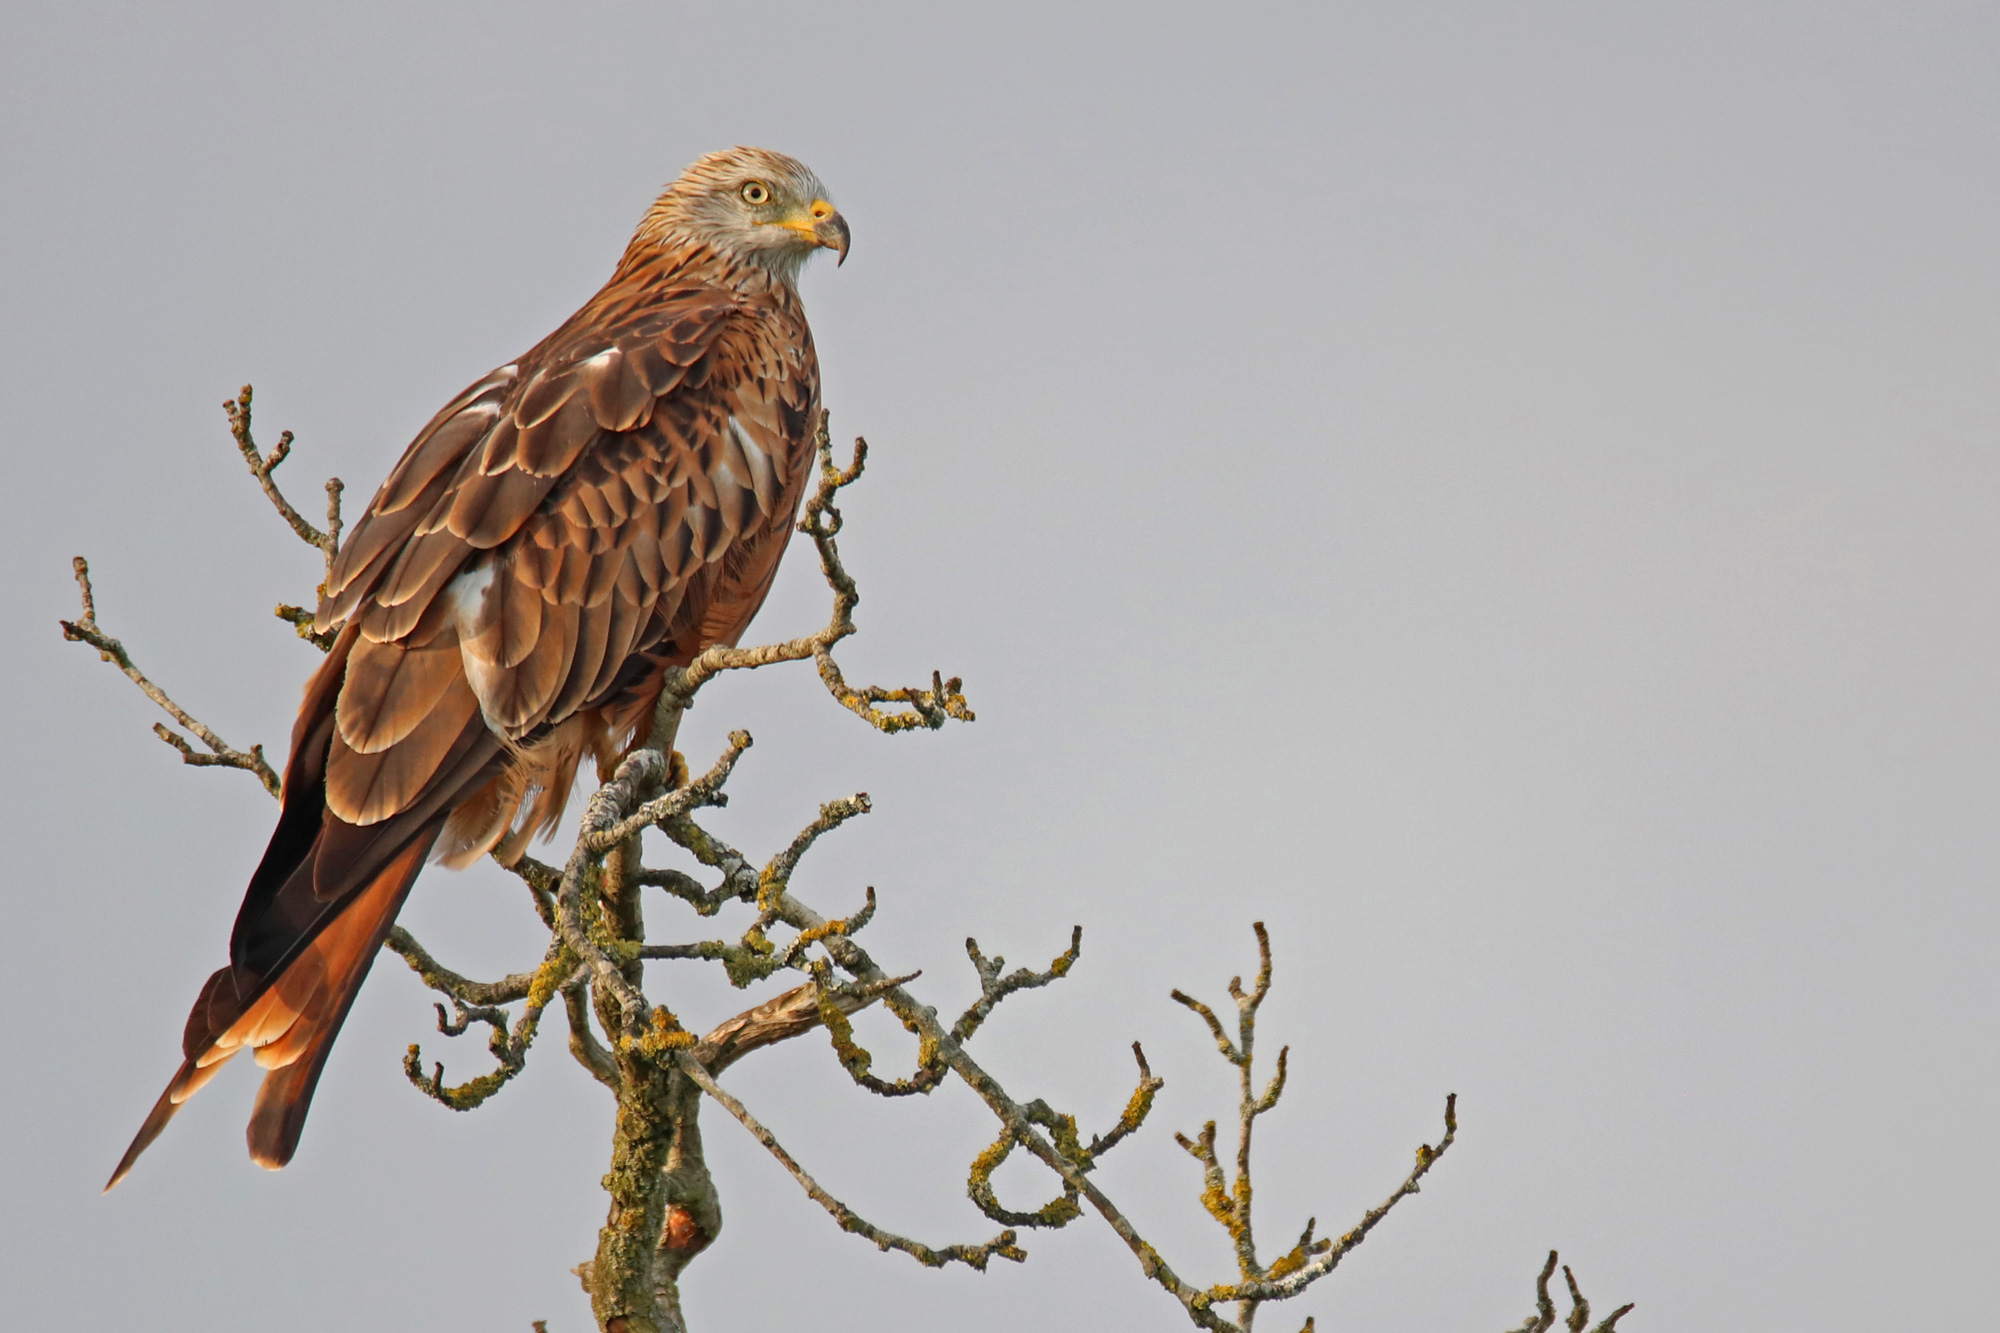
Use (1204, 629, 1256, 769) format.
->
(739, 181, 771, 205)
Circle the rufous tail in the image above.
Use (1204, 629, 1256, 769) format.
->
(104, 837, 431, 1191)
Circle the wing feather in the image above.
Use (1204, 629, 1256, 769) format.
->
(512, 366, 573, 430)
(449, 465, 561, 549)
(377, 399, 502, 514)
(733, 421, 780, 515)
(626, 342, 689, 396)
(462, 562, 544, 670)
(374, 526, 468, 611)
(357, 546, 465, 644)
(320, 373, 513, 630)
(658, 501, 696, 581)
(550, 597, 616, 720)
(589, 576, 653, 702)
(336, 637, 462, 755)
(465, 593, 572, 732)
(474, 413, 525, 476)
(587, 347, 656, 431)
(324, 673, 482, 826)
(554, 540, 594, 605)
(320, 512, 423, 626)
(515, 391, 601, 477)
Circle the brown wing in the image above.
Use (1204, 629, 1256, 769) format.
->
(109, 276, 822, 1188)
(319, 282, 819, 835)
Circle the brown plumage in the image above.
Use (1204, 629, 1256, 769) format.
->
(107, 147, 851, 1190)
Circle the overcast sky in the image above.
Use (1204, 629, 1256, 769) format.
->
(3, 3, 1996, 1330)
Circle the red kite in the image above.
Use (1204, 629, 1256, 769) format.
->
(108, 146, 850, 1189)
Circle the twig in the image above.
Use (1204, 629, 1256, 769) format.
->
(1197, 1095, 1456, 1308)
(1171, 921, 1286, 1308)
(1087, 1044, 1165, 1160)
(674, 1049, 1025, 1272)
(384, 927, 541, 1006)
(811, 958, 949, 1098)
(752, 883, 1229, 1326)
(401, 936, 578, 1111)
(584, 735, 748, 853)
(1504, 1252, 1635, 1333)
(1152, 929, 1460, 1328)
(59, 557, 282, 798)
(955, 926, 1083, 1042)
(633, 865, 734, 917)
(761, 794, 874, 902)
(225, 384, 342, 587)
(768, 884, 876, 970)
(637, 793, 876, 998)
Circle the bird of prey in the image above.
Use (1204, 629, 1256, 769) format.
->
(107, 146, 851, 1190)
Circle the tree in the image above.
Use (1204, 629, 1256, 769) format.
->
(63, 388, 1632, 1333)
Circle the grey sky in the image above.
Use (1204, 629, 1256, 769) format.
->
(3, 2, 1995, 1328)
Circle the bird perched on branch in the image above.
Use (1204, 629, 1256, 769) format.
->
(108, 146, 851, 1189)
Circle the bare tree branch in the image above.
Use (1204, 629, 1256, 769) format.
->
(562, 978, 620, 1091)
(1173, 920, 1286, 1311)
(675, 1049, 1025, 1272)
(59, 556, 283, 798)
(762, 793, 874, 898)
(68, 392, 1633, 1333)
(400, 935, 579, 1111)
(1198, 1095, 1456, 1310)
(384, 926, 541, 1006)
(955, 926, 1083, 1042)
(1503, 1252, 1635, 1333)
(811, 958, 949, 1098)
(225, 384, 342, 588)
(552, 749, 677, 1031)
(585, 734, 749, 854)
(1087, 1044, 1165, 1160)
(634, 865, 735, 917)
(745, 884, 1226, 1325)
(692, 977, 888, 1076)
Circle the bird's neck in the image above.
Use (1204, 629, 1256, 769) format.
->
(613, 233, 799, 296)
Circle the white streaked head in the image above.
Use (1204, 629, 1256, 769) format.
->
(632, 146, 851, 284)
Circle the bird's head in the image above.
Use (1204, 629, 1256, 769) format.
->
(635, 146, 850, 284)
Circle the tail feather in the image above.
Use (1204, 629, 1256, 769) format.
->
(106, 615, 508, 1191)
(246, 837, 429, 1169)
(104, 834, 434, 1190)
(103, 1052, 241, 1192)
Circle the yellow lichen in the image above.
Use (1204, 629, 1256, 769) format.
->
(627, 1006, 695, 1057)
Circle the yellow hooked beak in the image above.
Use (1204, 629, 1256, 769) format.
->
(777, 199, 851, 266)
